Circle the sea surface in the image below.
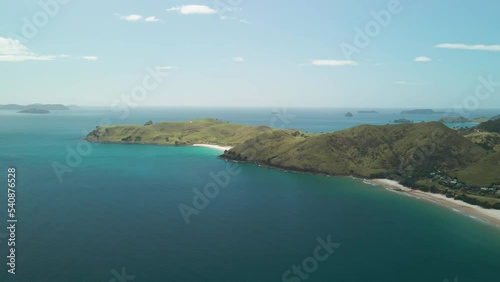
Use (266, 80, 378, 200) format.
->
(0, 107, 499, 282)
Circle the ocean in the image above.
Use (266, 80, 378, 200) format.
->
(0, 107, 499, 282)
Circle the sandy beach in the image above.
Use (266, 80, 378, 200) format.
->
(192, 144, 233, 151)
(371, 179, 500, 227)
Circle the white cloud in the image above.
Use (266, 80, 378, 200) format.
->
(145, 16, 160, 22)
(310, 60, 357, 67)
(0, 37, 66, 62)
(414, 56, 432, 62)
(116, 14, 160, 23)
(121, 14, 143, 22)
(82, 56, 98, 61)
(166, 5, 217, 15)
(435, 43, 500, 52)
(230, 57, 244, 63)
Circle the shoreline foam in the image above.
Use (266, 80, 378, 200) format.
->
(371, 179, 500, 228)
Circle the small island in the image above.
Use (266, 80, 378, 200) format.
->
(345, 112, 353, 117)
(394, 118, 412, 124)
(470, 117, 491, 123)
(0, 104, 70, 110)
(438, 116, 469, 123)
(18, 108, 50, 114)
(401, 109, 443, 114)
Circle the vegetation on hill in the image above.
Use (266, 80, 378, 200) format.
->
(222, 122, 486, 179)
(86, 118, 313, 146)
(454, 151, 500, 187)
(477, 118, 500, 133)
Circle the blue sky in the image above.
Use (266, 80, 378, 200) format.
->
(1, 0, 499, 108)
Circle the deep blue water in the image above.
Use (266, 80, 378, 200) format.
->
(0, 108, 499, 282)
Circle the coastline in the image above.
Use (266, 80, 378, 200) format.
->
(371, 179, 500, 227)
(192, 144, 233, 151)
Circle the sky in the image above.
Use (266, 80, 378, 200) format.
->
(0, 0, 500, 108)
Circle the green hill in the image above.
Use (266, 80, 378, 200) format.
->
(477, 118, 500, 133)
(455, 151, 500, 186)
(222, 122, 486, 180)
(85, 118, 312, 146)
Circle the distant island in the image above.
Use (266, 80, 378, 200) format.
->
(394, 118, 412, 124)
(438, 116, 469, 123)
(0, 104, 70, 110)
(470, 117, 491, 123)
(401, 109, 444, 114)
(440, 115, 499, 124)
(86, 117, 500, 209)
(358, 110, 378, 114)
(18, 108, 50, 114)
(345, 112, 353, 117)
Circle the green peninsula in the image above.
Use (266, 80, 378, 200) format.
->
(86, 118, 500, 209)
(85, 118, 312, 146)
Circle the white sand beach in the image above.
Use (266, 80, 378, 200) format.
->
(371, 179, 500, 227)
(192, 144, 233, 151)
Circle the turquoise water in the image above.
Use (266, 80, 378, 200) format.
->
(0, 108, 499, 282)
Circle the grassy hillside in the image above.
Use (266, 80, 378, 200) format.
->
(455, 151, 500, 186)
(477, 118, 500, 133)
(223, 122, 487, 180)
(461, 118, 500, 151)
(463, 131, 500, 152)
(85, 118, 313, 147)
